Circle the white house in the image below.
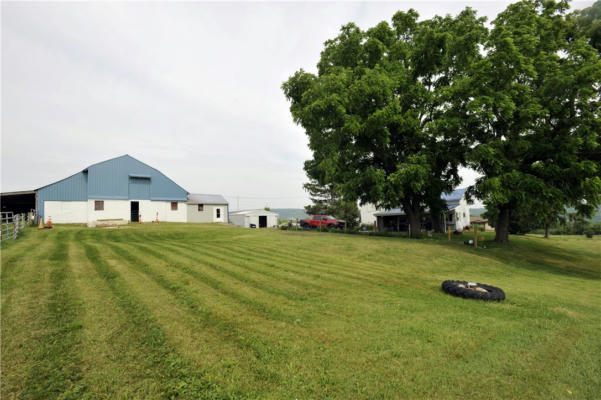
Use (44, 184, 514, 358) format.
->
(230, 209, 279, 228)
(442, 188, 471, 232)
(361, 188, 471, 232)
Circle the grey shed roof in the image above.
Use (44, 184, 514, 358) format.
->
(186, 193, 228, 205)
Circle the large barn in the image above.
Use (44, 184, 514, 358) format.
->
(31, 155, 228, 225)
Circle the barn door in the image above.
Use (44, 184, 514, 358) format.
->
(130, 201, 139, 222)
(259, 215, 267, 228)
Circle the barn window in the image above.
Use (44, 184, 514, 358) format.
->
(171, 202, 178, 211)
(198, 204, 204, 211)
(216, 208, 221, 218)
(95, 200, 104, 211)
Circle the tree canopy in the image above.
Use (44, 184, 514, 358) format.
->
(283, 8, 486, 237)
(283, 0, 601, 242)
(461, 0, 601, 242)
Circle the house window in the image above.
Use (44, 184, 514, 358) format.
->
(95, 200, 104, 211)
(198, 204, 204, 212)
(216, 208, 221, 218)
(171, 202, 178, 211)
(447, 213, 453, 222)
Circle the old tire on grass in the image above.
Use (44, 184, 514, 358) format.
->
(442, 280, 505, 301)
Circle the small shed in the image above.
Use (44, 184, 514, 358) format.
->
(186, 194, 229, 223)
(230, 209, 279, 228)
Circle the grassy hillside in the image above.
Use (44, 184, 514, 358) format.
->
(2, 224, 600, 399)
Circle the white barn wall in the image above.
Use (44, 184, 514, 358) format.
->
(44, 201, 87, 223)
(87, 200, 130, 222)
(87, 200, 188, 223)
(140, 201, 187, 223)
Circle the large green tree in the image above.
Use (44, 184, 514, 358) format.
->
(283, 9, 486, 237)
(462, 0, 601, 242)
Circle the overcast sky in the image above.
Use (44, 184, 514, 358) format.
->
(1, 1, 594, 210)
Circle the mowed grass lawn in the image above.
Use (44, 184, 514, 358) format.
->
(2, 224, 600, 399)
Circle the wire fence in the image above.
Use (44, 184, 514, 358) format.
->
(1, 212, 31, 242)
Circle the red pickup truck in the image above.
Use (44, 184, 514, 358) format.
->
(299, 215, 346, 229)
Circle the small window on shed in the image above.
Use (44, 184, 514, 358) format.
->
(95, 200, 104, 211)
(216, 208, 221, 218)
(171, 202, 178, 211)
(198, 204, 204, 212)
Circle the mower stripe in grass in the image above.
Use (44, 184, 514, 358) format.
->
(152, 240, 321, 302)
(148, 237, 337, 293)
(1, 232, 58, 397)
(239, 238, 405, 278)
(178, 239, 370, 287)
(21, 231, 86, 399)
(187, 243, 328, 295)
(100, 240, 294, 383)
(227, 237, 396, 278)
(109, 240, 293, 323)
(80, 240, 226, 400)
(0, 232, 50, 287)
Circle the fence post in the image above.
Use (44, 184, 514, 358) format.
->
(448, 226, 451, 241)
(474, 225, 478, 249)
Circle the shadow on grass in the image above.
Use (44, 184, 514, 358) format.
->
(429, 233, 601, 281)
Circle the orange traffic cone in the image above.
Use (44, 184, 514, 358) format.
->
(38, 218, 44, 229)
(155, 212, 159, 223)
(138, 214, 142, 224)
(45, 216, 53, 229)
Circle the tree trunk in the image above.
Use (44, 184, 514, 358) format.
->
(431, 208, 444, 233)
(495, 207, 511, 243)
(544, 223, 550, 239)
(404, 202, 422, 238)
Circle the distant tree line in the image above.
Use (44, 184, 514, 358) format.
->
(283, 0, 601, 243)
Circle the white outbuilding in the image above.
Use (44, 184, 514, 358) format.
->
(229, 209, 279, 228)
(186, 194, 229, 223)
